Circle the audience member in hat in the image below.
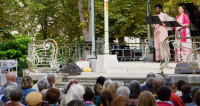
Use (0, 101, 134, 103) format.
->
(5, 88, 24, 106)
(156, 86, 174, 106)
(67, 100, 85, 106)
(185, 86, 200, 106)
(180, 84, 192, 104)
(61, 92, 81, 106)
(20, 76, 36, 106)
(25, 92, 42, 106)
(100, 90, 113, 106)
(83, 87, 96, 106)
(129, 80, 141, 106)
(138, 91, 157, 106)
(110, 96, 129, 106)
(45, 88, 60, 106)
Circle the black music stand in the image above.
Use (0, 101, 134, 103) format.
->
(163, 21, 182, 35)
(145, 16, 162, 24)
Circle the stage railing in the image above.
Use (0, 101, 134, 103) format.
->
(58, 42, 147, 64)
(161, 35, 200, 74)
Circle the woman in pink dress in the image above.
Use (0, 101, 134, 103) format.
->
(175, 5, 192, 62)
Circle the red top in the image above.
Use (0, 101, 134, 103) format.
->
(170, 92, 185, 106)
(157, 102, 174, 106)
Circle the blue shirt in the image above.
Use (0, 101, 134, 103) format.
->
(21, 88, 37, 106)
(141, 84, 149, 91)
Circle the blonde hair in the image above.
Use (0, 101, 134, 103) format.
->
(107, 81, 121, 98)
(138, 91, 157, 106)
(20, 76, 33, 89)
(102, 79, 112, 91)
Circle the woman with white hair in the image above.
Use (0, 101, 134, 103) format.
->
(68, 84, 85, 99)
(61, 93, 81, 106)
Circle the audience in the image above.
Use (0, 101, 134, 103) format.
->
(164, 78, 184, 106)
(100, 90, 113, 106)
(45, 88, 60, 106)
(107, 81, 122, 99)
(141, 72, 156, 91)
(116, 86, 130, 99)
(194, 89, 200, 106)
(138, 91, 157, 106)
(0, 73, 17, 95)
(37, 78, 48, 92)
(153, 78, 163, 99)
(185, 86, 200, 106)
(61, 92, 81, 106)
(25, 92, 42, 106)
(175, 80, 185, 96)
(67, 100, 85, 106)
(157, 86, 174, 106)
(111, 96, 129, 106)
(2, 72, 200, 106)
(129, 80, 141, 106)
(47, 73, 56, 88)
(83, 87, 96, 106)
(20, 76, 36, 106)
(180, 84, 192, 104)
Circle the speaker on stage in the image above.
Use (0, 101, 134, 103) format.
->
(175, 63, 200, 74)
(59, 63, 82, 75)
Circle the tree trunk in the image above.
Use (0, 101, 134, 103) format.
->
(87, 0, 92, 41)
(78, 0, 88, 41)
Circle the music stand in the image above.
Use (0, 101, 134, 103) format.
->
(145, 16, 162, 24)
(163, 21, 182, 35)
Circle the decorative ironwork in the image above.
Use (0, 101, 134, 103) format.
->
(161, 35, 200, 74)
(27, 39, 59, 69)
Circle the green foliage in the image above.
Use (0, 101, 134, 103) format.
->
(0, 35, 31, 76)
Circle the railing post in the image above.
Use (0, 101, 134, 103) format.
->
(104, 0, 109, 54)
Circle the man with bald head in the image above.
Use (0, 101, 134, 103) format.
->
(0, 72, 17, 95)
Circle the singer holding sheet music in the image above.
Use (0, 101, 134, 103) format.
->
(175, 5, 192, 61)
(152, 4, 170, 62)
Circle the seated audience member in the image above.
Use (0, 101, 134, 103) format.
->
(195, 89, 200, 106)
(175, 80, 185, 96)
(61, 92, 81, 106)
(37, 78, 48, 92)
(153, 78, 164, 99)
(116, 86, 130, 99)
(67, 100, 85, 106)
(100, 90, 113, 106)
(5, 88, 24, 106)
(1, 82, 18, 104)
(47, 73, 56, 88)
(68, 84, 85, 99)
(107, 81, 122, 99)
(164, 78, 184, 106)
(20, 76, 36, 106)
(138, 91, 157, 106)
(96, 76, 106, 86)
(0, 73, 16, 95)
(129, 80, 141, 106)
(83, 87, 96, 106)
(157, 86, 174, 106)
(146, 77, 156, 93)
(180, 84, 192, 104)
(185, 86, 200, 106)
(110, 96, 129, 106)
(141, 72, 156, 91)
(45, 88, 60, 106)
(93, 83, 102, 106)
(102, 79, 112, 91)
(25, 92, 42, 106)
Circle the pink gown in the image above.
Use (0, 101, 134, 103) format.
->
(153, 12, 170, 61)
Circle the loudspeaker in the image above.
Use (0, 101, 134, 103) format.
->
(175, 63, 200, 74)
(59, 63, 82, 75)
